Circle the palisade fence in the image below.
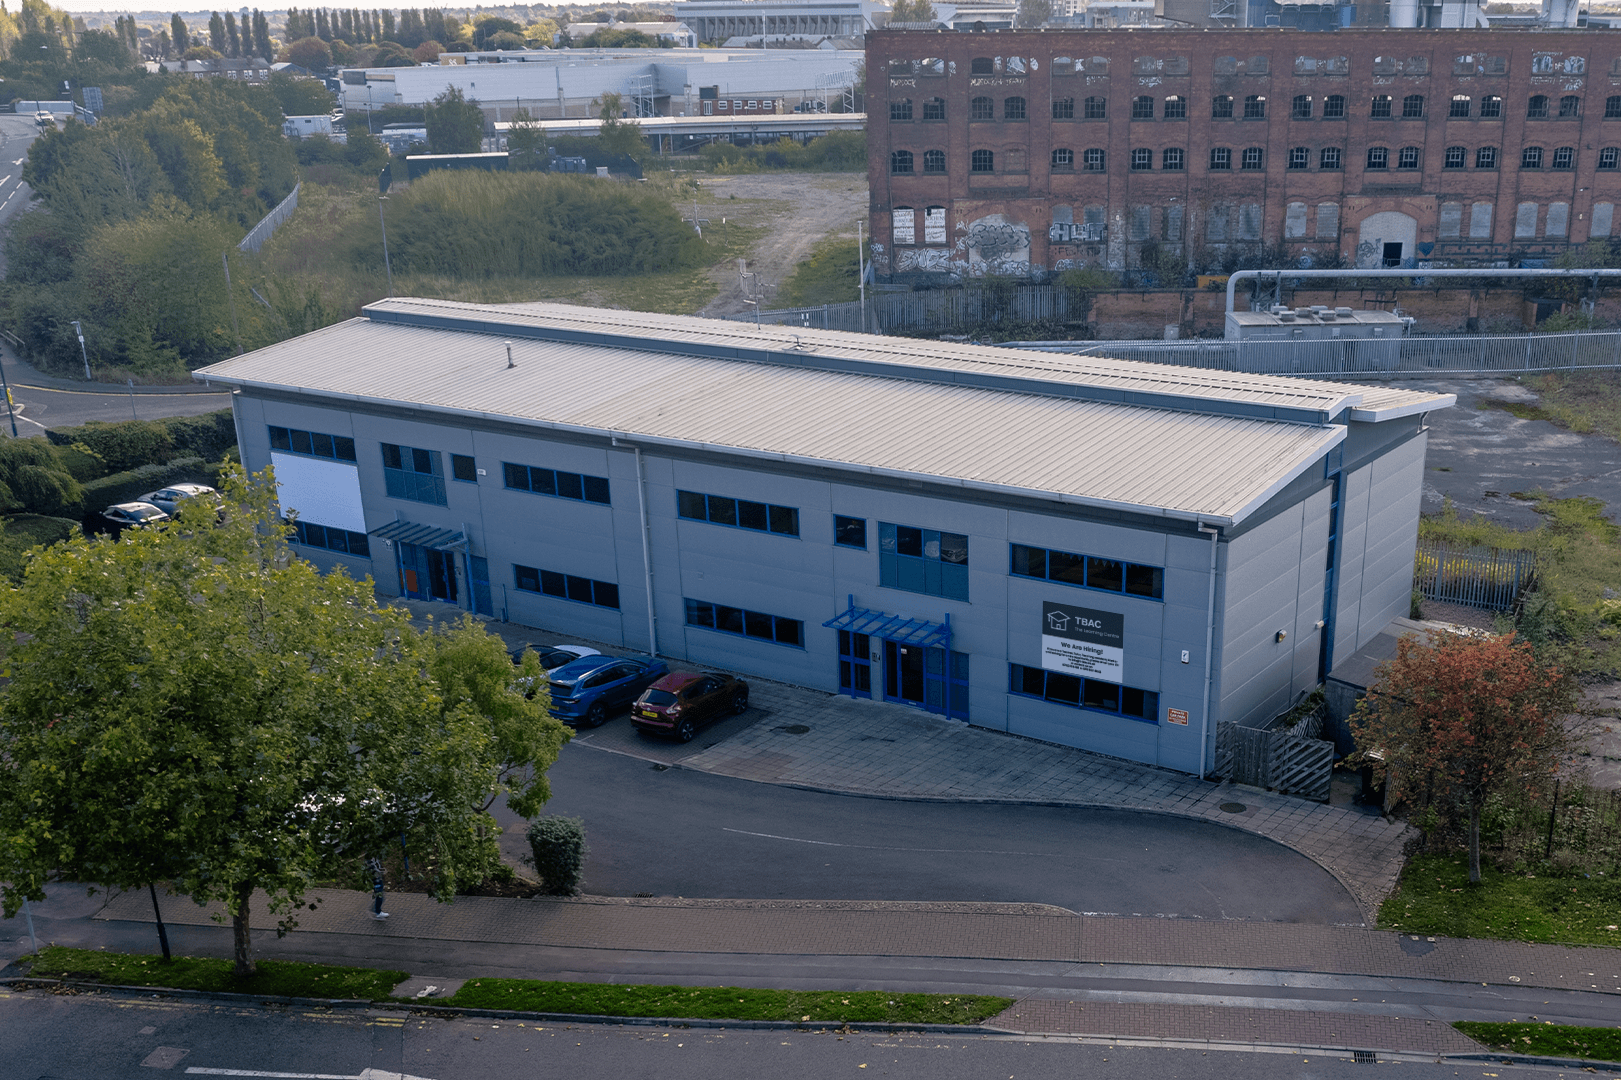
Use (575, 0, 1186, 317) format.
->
(1413, 540, 1538, 612)
(238, 181, 301, 255)
(736, 287, 1621, 378)
(1421, 781, 1621, 870)
(1214, 698, 1334, 802)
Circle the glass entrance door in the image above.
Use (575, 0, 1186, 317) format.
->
(838, 630, 872, 698)
(883, 641, 970, 720)
(398, 542, 459, 603)
(884, 640, 926, 706)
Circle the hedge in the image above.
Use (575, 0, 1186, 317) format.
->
(47, 411, 237, 473)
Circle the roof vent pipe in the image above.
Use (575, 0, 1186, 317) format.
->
(506, 340, 516, 369)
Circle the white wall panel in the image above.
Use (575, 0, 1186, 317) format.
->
(271, 452, 365, 532)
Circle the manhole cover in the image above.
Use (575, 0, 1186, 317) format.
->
(776, 724, 811, 735)
(1219, 802, 1248, 813)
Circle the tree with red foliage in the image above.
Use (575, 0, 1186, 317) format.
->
(1352, 632, 1576, 883)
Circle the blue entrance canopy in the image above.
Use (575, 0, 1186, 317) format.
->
(369, 519, 467, 552)
(822, 597, 951, 649)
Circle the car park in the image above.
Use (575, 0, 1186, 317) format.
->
(87, 501, 169, 539)
(137, 483, 217, 515)
(632, 671, 750, 742)
(546, 654, 669, 728)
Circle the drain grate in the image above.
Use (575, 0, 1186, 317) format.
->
(1219, 802, 1248, 813)
(1352, 1050, 1376, 1064)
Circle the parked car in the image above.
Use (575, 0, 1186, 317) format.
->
(508, 642, 601, 672)
(546, 655, 669, 728)
(34, 111, 54, 129)
(87, 501, 169, 539)
(632, 671, 750, 742)
(137, 482, 217, 515)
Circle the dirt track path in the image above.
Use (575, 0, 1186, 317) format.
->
(693, 172, 867, 317)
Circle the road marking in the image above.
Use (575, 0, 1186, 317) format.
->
(720, 827, 1084, 859)
(186, 1070, 436, 1079)
(0, 176, 12, 186)
(11, 158, 22, 165)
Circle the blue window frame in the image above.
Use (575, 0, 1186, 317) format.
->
(835, 515, 867, 549)
(381, 443, 446, 505)
(269, 425, 356, 462)
(289, 520, 370, 557)
(878, 522, 968, 601)
(678, 490, 799, 537)
(684, 598, 804, 647)
(503, 462, 610, 505)
(514, 563, 620, 609)
(1009, 664, 1158, 723)
(1010, 543, 1163, 600)
(451, 454, 477, 483)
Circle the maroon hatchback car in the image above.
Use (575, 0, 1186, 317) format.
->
(631, 671, 749, 742)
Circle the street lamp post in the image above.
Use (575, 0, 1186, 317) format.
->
(378, 195, 394, 292)
(69, 319, 90, 380)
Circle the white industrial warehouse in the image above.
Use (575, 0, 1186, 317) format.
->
(195, 300, 1453, 776)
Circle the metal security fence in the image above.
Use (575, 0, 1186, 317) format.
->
(238, 182, 301, 255)
(1413, 541, 1537, 612)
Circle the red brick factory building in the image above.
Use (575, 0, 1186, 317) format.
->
(868, 28, 1621, 282)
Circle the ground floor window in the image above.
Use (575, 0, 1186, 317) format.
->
(1009, 663, 1158, 723)
(290, 520, 369, 557)
(685, 598, 804, 647)
(515, 564, 619, 609)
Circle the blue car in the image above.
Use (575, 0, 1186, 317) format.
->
(547, 655, 670, 728)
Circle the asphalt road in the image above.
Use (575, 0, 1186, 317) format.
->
(0, 990, 1591, 1080)
(0, 373, 233, 433)
(516, 743, 1362, 923)
(0, 112, 40, 279)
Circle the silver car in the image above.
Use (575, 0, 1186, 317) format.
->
(138, 483, 217, 515)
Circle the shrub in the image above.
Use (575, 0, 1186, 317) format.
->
(47, 419, 173, 472)
(163, 411, 238, 462)
(526, 815, 587, 895)
(0, 438, 83, 514)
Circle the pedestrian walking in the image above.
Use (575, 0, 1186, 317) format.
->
(367, 856, 389, 920)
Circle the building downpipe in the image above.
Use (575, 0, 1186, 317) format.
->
(633, 444, 659, 657)
(1198, 521, 1220, 780)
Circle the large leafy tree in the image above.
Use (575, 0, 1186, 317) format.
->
(1352, 633, 1577, 883)
(889, 0, 938, 21)
(0, 469, 569, 975)
(425, 85, 485, 154)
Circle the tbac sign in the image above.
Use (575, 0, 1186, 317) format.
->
(1040, 602, 1123, 682)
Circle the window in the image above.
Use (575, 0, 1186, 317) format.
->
(1527, 94, 1549, 119)
(290, 520, 370, 558)
(1608, 96, 1621, 119)
(890, 98, 912, 121)
(970, 56, 993, 74)
(1480, 95, 1502, 118)
(1322, 94, 1345, 119)
(879, 522, 968, 601)
(923, 206, 946, 243)
(1288, 146, 1308, 170)
(1366, 146, 1388, 170)
(1560, 94, 1580, 118)
(1209, 147, 1231, 170)
(1601, 147, 1620, 170)
(1450, 94, 1470, 118)
(381, 443, 445, 505)
(892, 207, 914, 246)
(1476, 146, 1498, 168)
(1051, 147, 1074, 170)
(922, 149, 946, 173)
(1241, 147, 1264, 170)
(890, 150, 913, 174)
(1320, 146, 1342, 170)
(1522, 146, 1544, 169)
(1130, 147, 1152, 170)
(1370, 94, 1392, 118)
(451, 454, 477, 483)
(970, 96, 993, 121)
(1444, 145, 1466, 169)
(835, 515, 867, 549)
(1003, 148, 1027, 172)
(1003, 96, 1026, 120)
(1082, 148, 1105, 171)
(1515, 201, 1539, 239)
(1162, 147, 1185, 171)
(1397, 146, 1420, 169)
(1009, 543, 1163, 599)
(1212, 95, 1233, 118)
(1163, 95, 1186, 119)
(922, 97, 946, 120)
(1402, 94, 1424, 119)
(268, 426, 357, 462)
(1084, 96, 1107, 119)
(1553, 145, 1575, 169)
(1052, 97, 1074, 119)
(971, 149, 994, 173)
(684, 598, 803, 647)
(1131, 95, 1154, 120)
(503, 462, 610, 504)
(1291, 94, 1311, 119)
(677, 489, 798, 536)
(1008, 664, 1159, 723)
(1243, 94, 1266, 119)
(515, 564, 620, 609)
(1316, 201, 1340, 239)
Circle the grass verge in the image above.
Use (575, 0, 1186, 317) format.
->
(442, 979, 1011, 1025)
(1454, 1021, 1621, 1063)
(23, 946, 404, 1001)
(1377, 853, 1621, 946)
(776, 232, 862, 308)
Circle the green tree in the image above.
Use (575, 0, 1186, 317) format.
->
(269, 70, 336, 116)
(505, 107, 546, 168)
(286, 34, 331, 71)
(171, 13, 188, 53)
(596, 91, 644, 157)
(209, 12, 226, 53)
(0, 469, 568, 976)
(1014, 0, 1053, 25)
(424, 85, 485, 154)
(252, 10, 272, 60)
(889, 0, 938, 20)
(575, 27, 658, 48)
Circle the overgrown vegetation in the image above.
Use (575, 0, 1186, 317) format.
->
(777, 232, 862, 307)
(698, 132, 865, 174)
(26, 946, 404, 1000)
(1379, 853, 1621, 945)
(446, 979, 1013, 1024)
(1454, 1021, 1621, 1063)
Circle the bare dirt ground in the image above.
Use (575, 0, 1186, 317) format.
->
(692, 172, 868, 318)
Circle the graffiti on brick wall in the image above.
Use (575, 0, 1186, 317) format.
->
(893, 247, 956, 274)
(965, 214, 1031, 276)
